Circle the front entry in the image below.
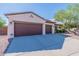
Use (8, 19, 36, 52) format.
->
(45, 25, 52, 34)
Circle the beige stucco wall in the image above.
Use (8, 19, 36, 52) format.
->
(7, 13, 45, 23)
(8, 20, 14, 39)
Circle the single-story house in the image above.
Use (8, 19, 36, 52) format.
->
(5, 12, 55, 39)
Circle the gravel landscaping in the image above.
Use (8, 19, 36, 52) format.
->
(0, 35, 8, 55)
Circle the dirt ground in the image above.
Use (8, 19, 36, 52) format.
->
(0, 35, 8, 56)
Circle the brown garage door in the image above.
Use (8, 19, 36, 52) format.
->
(46, 25, 52, 34)
(14, 21, 42, 37)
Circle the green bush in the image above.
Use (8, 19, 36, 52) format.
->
(56, 29, 66, 33)
(0, 18, 5, 28)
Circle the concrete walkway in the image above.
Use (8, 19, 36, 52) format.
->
(0, 35, 8, 55)
(4, 34, 79, 56)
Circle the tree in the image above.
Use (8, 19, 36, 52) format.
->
(0, 18, 5, 28)
(68, 4, 79, 28)
(54, 4, 79, 31)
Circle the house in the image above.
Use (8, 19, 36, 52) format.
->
(5, 12, 55, 39)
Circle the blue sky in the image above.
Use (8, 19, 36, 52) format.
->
(0, 3, 68, 24)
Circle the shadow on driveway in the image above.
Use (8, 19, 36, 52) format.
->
(5, 33, 66, 53)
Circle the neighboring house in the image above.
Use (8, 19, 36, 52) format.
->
(5, 12, 55, 39)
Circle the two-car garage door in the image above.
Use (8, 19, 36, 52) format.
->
(14, 21, 42, 37)
(14, 21, 52, 37)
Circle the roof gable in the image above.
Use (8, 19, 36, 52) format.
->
(5, 12, 46, 21)
(5, 12, 46, 23)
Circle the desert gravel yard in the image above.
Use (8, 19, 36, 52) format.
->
(4, 34, 79, 56)
(0, 35, 8, 55)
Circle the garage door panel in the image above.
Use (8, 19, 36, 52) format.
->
(14, 22, 42, 37)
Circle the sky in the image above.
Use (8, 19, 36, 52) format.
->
(0, 3, 68, 24)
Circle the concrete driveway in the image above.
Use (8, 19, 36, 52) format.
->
(4, 34, 79, 56)
(0, 35, 8, 55)
(5, 34, 65, 53)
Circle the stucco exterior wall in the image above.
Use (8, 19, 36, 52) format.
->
(8, 21, 14, 39)
(7, 13, 45, 23)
